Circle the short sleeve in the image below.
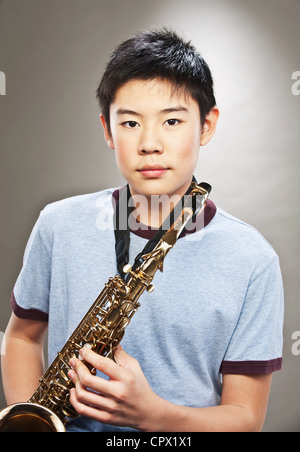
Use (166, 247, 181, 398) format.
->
(12, 212, 51, 322)
(220, 256, 284, 375)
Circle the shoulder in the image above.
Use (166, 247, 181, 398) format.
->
(39, 188, 116, 224)
(35, 188, 118, 242)
(207, 206, 280, 276)
(42, 187, 116, 214)
(214, 207, 276, 251)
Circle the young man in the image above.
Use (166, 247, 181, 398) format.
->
(1, 29, 284, 432)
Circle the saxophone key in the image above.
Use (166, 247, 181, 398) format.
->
(146, 284, 155, 293)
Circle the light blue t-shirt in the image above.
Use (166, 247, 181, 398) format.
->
(12, 188, 284, 432)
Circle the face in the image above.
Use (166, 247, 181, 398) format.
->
(101, 78, 218, 199)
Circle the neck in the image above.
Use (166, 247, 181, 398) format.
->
(129, 180, 193, 229)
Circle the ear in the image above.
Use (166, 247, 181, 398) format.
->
(100, 114, 115, 150)
(200, 107, 220, 146)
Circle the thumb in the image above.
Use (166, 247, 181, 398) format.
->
(113, 345, 136, 369)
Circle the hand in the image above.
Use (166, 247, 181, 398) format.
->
(68, 346, 158, 430)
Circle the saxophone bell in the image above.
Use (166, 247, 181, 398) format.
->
(0, 403, 66, 432)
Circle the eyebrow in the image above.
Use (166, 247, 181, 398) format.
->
(116, 109, 142, 117)
(115, 106, 189, 116)
(161, 106, 189, 114)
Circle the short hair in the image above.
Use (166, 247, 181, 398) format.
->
(96, 28, 216, 133)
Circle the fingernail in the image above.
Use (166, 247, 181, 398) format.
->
(69, 358, 76, 369)
(68, 369, 75, 380)
(79, 348, 86, 360)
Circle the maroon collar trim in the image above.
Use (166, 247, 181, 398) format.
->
(112, 187, 216, 240)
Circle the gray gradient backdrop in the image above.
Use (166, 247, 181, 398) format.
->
(0, 0, 299, 432)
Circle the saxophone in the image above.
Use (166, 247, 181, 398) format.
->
(0, 182, 211, 432)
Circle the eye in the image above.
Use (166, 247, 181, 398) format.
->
(122, 121, 139, 128)
(165, 119, 181, 126)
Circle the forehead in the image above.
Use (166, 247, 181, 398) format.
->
(111, 78, 198, 112)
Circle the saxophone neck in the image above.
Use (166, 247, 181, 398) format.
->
(162, 181, 211, 243)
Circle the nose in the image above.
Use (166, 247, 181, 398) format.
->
(138, 127, 164, 155)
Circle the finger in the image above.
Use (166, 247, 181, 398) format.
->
(69, 358, 94, 389)
(69, 388, 115, 425)
(69, 357, 117, 397)
(67, 369, 78, 384)
(113, 345, 139, 369)
(69, 379, 116, 412)
(79, 348, 127, 380)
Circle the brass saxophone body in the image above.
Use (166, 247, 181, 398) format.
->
(0, 182, 211, 432)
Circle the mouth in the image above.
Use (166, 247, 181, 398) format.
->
(138, 165, 170, 178)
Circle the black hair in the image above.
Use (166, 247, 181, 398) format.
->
(96, 28, 216, 132)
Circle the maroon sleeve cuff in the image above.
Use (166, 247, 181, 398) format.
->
(220, 358, 282, 375)
(10, 291, 49, 322)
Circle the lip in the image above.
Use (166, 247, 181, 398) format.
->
(138, 165, 169, 178)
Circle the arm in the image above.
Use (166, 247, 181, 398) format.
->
(68, 347, 272, 432)
(151, 373, 272, 432)
(1, 313, 48, 405)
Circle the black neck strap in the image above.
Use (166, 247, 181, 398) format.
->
(114, 177, 198, 280)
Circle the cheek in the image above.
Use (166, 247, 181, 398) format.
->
(114, 146, 135, 177)
(112, 135, 133, 165)
(170, 131, 200, 164)
(115, 151, 127, 173)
